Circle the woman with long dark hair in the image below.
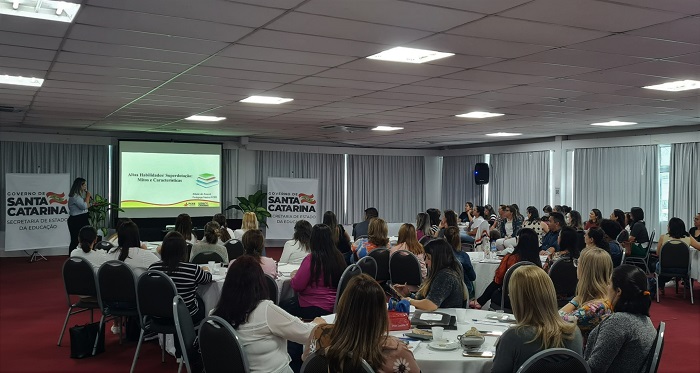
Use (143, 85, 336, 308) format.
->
(175, 213, 197, 243)
(280, 220, 312, 265)
(213, 213, 232, 243)
(391, 223, 427, 279)
(584, 227, 609, 252)
(240, 229, 277, 277)
(107, 221, 159, 269)
(435, 209, 459, 238)
(569, 210, 585, 230)
(585, 209, 603, 230)
(322, 211, 351, 256)
(496, 205, 523, 251)
(600, 219, 624, 266)
(543, 226, 580, 272)
(444, 226, 476, 299)
(625, 207, 649, 257)
(67, 177, 91, 255)
(522, 206, 546, 246)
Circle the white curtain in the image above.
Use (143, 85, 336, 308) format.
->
(222, 148, 238, 218)
(669, 142, 699, 227)
(441, 155, 484, 210)
(573, 145, 659, 233)
(489, 151, 550, 211)
(255, 151, 344, 223)
(0, 141, 110, 228)
(346, 155, 425, 224)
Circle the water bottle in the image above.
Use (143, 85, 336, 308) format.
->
(482, 236, 490, 259)
(490, 240, 498, 259)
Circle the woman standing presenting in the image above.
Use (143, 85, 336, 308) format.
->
(67, 177, 91, 255)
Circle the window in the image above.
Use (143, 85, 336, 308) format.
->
(658, 144, 671, 222)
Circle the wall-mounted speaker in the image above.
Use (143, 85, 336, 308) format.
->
(474, 163, 489, 185)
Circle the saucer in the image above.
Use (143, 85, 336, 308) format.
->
(428, 340, 461, 351)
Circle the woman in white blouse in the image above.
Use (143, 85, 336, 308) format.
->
(279, 220, 312, 265)
(108, 221, 159, 270)
(70, 225, 108, 269)
(233, 212, 258, 240)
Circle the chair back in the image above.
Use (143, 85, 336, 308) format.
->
(62, 257, 98, 304)
(136, 270, 177, 320)
(418, 235, 433, 246)
(356, 256, 378, 279)
(96, 260, 137, 312)
(173, 296, 196, 373)
(516, 348, 591, 373)
(95, 240, 115, 251)
(548, 258, 578, 306)
(225, 240, 245, 260)
(199, 316, 250, 373)
(301, 351, 374, 373)
(474, 220, 491, 248)
(575, 230, 586, 252)
(658, 240, 689, 271)
(368, 248, 390, 282)
(501, 261, 536, 310)
(334, 264, 362, 312)
(191, 251, 225, 264)
(185, 243, 193, 262)
(389, 250, 422, 286)
(646, 321, 665, 373)
(265, 274, 279, 304)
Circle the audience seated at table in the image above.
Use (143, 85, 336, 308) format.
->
(426, 208, 442, 235)
(213, 213, 233, 245)
(490, 205, 506, 231)
(390, 223, 428, 280)
(623, 207, 649, 257)
(190, 221, 228, 263)
(395, 239, 468, 311)
(352, 217, 391, 262)
(107, 218, 148, 250)
(70, 225, 108, 269)
(107, 221, 159, 270)
(584, 227, 609, 253)
(585, 209, 603, 230)
(303, 274, 420, 373)
(584, 265, 656, 373)
(233, 211, 258, 240)
(435, 209, 459, 238)
(458, 201, 474, 223)
(559, 248, 613, 342)
(495, 205, 522, 251)
(175, 213, 198, 243)
(542, 204, 553, 220)
(540, 212, 565, 255)
(213, 255, 323, 373)
(238, 229, 276, 278)
(444, 226, 476, 299)
(282, 224, 347, 319)
(279, 220, 312, 265)
(521, 206, 546, 246)
(610, 209, 626, 233)
(462, 205, 486, 245)
(690, 213, 700, 241)
(485, 204, 497, 227)
(568, 210, 585, 231)
(323, 211, 352, 262)
(600, 219, 624, 266)
(352, 207, 377, 239)
(491, 265, 582, 373)
(656, 217, 700, 291)
(415, 212, 432, 241)
(543, 226, 581, 272)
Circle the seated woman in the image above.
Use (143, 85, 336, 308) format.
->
(471, 228, 542, 309)
(585, 209, 603, 230)
(303, 274, 420, 372)
(584, 227, 609, 252)
(492, 266, 582, 373)
(282, 224, 347, 319)
(238, 229, 277, 278)
(624, 207, 649, 257)
(444, 226, 476, 299)
(175, 213, 198, 243)
(351, 217, 390, 262)
(213, 256, 323, 373)
(108, 218, 148, 250)
(559, 248, 613, 342)
(691, 213, 700, 241)
(233, 211, 258, 240)
(280, 220, 312, 265)
(434, 209, 459, 238)
(108, 221, 159, 270)
(70, 225, 108, 269)
(568, 210, 585, 231)
(496, 205, 523, 251)
(390, 223, 427, 280)
(190, 221, 228, 263)
(415, 212, 432, 241)
(522, 206, 546, 246)
(585, 265, 656, 373)
(656, 217, 700, 292)
(213, 213, 234, 244)
(543, 226, 580, 272)
(394, 239, 468, 311)
(600, 219, 624, 266)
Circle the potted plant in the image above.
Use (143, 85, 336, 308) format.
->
(88, 194, 123, 239)
(225, 190, 272, 227)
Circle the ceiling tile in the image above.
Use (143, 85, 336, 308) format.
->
(628, 17, 700, 45)
(241, 30, 386, 57)
(201, 56, 328, 75)
(55, 52, 190, 73)
(335, 59, 462, 77)
(412, 78, 516, 91)
(519, 48, 649, 69)
(478, 60, 599, 77)
(61, 40, 209, 64)
(408, 33, 551, 58)
(314, 69, 428, 84)
(409, 0, 533, 14)
(0, 15, 70, 37)
(294, 76, 398, 90)
(609, 0, 700, 15)
(384, 85, 482, 97)
(667, 52, 700, 66)
(218, 45, 355, 67)
(0, 44, 56, 61)
(613, 60, 700, 79)
(570, 35, 700, 59)
(443, 70, 551, 84)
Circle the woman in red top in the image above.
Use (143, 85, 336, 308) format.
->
(470, 228, 542, 309)
(584, 209, 603, 230)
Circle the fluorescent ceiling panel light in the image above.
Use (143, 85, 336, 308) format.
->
(240, 96, 293, 104)
(486, 132, 521, 137)
(456, 111, 505, 118)
(0, 0, 81, 22)
(185, 115, 226, 122)
(0, 74, 44, 87)
(367, 47, 454, 64)
(643, 80, 700, 92)
(590, 121, 636, 127)
(372, 126, 403, 131)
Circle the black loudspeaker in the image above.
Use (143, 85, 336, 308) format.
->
(474, 163, 489, 185)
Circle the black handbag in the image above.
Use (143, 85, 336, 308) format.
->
(69, 322, 105, 359)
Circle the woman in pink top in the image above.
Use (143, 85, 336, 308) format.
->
(236, 230, 277, 278)
(390, 223, 427, 280)
(282, 224, 347, 319)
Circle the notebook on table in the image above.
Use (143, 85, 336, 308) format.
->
(411, 311, 457, 330)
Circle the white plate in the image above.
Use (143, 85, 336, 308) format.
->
(487, 314, 516, 323)
(428, 340, 461, 351)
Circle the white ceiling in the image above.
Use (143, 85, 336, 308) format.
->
(0, 0, 698, 148)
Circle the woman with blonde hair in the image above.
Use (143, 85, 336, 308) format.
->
(351, 217, 390, 262)
(559, 248, 613, 341)
(390, 223, 427, 279)
(303, 274, 420, 372)
(492, 266, 582, 372)
(234, 211, 258, 240)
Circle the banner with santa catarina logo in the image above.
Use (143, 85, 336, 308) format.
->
(266, 177, 319, 239)
(4, 173, 70, 251)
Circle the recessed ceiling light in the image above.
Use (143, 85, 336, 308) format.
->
(240, 96, 293, 104)
(372, 126, 403, 131)
(367, 47, 454, 64)
(590, 121, 637, 127)
(185, 115, 226, 122)
(456, 111, 505, 119)
(0, 0, 81, 23)
(643, 80, 700, 92)
(486, 132, 522, 137)
(0, 75, 44, 87)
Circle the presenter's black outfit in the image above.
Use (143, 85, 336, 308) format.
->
(67, 195, 89, 255)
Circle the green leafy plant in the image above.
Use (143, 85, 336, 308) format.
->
(88, 194, 123, 237)
(225, 190, 271, 227)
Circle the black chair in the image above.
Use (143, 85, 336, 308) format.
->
(418, 235, 432, 246)
(173, 296, 197, 373)
(389, 250, 422, 286)
(492, 261, 536, 312)
(94, 260, 139, 354)
(646, 321, 666, 373)
(655, 240, 694, 304)
(95, 240, 115, 251)
(225, 239, 245, 261)
(191, 251, 225, 264)
(199, 316, 250, 373)
(58, 257, 99, 346)
(516, 348, 591, 373)
(301, 351, 374, 373)
(549, 258, 578, 308)
(356, 256, 378, 279)
(368, 248, 390, 283)
(130, 270, 178, 373)
(575, 230, 586, 252)
(265, 274, 279, 305)
(185, 243, 193, 262)
(334, 264, 362, 312)
(625, 230, 656, 274)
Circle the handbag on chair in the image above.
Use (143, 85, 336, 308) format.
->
(69, 322, 105, 359)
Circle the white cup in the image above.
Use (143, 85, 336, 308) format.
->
(431, 326, 444, 341)
(208, 261, 215, 267)
(455, 309, 467, 323)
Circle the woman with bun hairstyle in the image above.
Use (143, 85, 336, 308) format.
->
(190, 221, 228, 263)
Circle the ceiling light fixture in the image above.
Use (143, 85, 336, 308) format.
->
(0, 0, 81, 22)
(590, 121, 637, 127)
(486, 132, 522, 137)
(240, 96, 293, 104)
(0, 74, 44, 87)
(643, 80, 700, 92)
(367, 47, 454, 64)
(185, 115, 226, 122)
(456, 111, 505, 119)
(372, 126, 403, 131)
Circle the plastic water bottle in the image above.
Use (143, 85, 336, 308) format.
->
(490, 240, 498, 259)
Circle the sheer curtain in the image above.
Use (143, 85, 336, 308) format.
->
(441, 155, 484, 210)
(0, 141, 110, 228)
(669, 142, 699, 226)
(573, 145, 659, 233)
(489, 151, 550, 210)
(222, 148, 238, 218)
(255, 151, 344, 223)
(346, 155, 425, 224)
